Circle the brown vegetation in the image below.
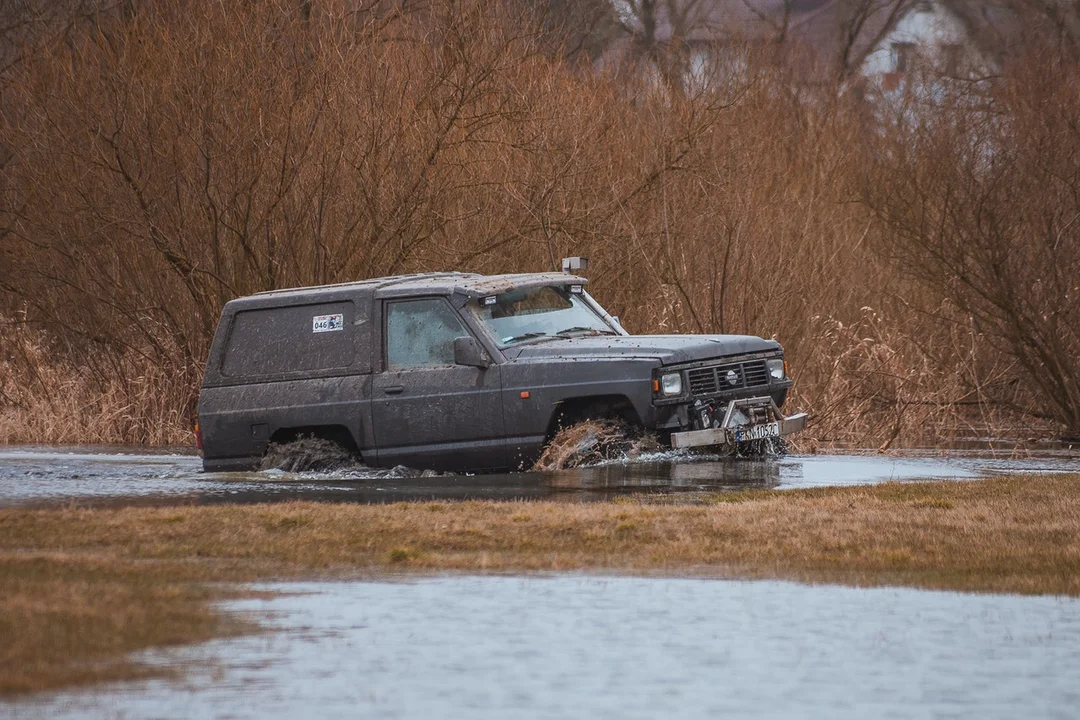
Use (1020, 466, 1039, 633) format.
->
(0, 319, 192, 445)
(2, 473, 1080, 694)
(865, 56, 1080, 433)
(0, 553, 253, 695)
(0, 0, 1077, 446)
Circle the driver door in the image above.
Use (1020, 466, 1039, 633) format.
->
(371, 297, 506, 471)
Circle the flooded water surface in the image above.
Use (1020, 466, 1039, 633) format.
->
(4, 450, 1080, 717)
(1, 446, 1080, 507)
(7, 575, 1080, 719)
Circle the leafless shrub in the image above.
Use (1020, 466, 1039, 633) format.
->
(791, 307, 1052, 449)
(0, 0, 1073, 448)
(865, 51, 1080, 436)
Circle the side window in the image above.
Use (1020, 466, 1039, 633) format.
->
(386, 298, 472, 370)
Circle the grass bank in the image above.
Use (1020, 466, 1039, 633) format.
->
(2, 473, 1079, 696)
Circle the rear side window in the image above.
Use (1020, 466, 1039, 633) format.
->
(222, 302, 354, 377)
(386, 298, 471, 370)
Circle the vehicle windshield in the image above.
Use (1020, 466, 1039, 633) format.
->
(471, 286, 616, 347)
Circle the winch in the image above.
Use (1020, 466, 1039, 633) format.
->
(692, 398, 771, 431)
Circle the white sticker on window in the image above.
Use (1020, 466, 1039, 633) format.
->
(312, 314, 344, 333)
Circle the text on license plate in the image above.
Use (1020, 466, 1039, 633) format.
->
(734, 422, 780, 443)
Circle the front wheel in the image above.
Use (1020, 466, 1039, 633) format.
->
(533, 418, 658, 471)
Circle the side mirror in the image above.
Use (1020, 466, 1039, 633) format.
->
(454, 336, 491, 368)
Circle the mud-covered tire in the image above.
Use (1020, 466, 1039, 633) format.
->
(260, 436, 361, 472)
(533, 418, 659, 471)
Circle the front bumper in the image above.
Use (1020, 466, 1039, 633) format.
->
(669, 396, 808, 449)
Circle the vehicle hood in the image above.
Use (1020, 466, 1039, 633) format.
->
(506, 334, 780, 365)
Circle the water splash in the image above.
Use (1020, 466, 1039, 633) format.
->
(533, 422, 789, 471)
(259, 437, 364, 473)
(532, 420, 661, 471)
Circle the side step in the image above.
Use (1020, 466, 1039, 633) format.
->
(669, 396, 808, 450)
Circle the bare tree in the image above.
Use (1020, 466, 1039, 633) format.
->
(1009, 0, 1080, 59)
(604, 0, 914, 96)
(607, 0, 715, 95)
(831, 0, 914, 81)
(865, 53, 1080, 433)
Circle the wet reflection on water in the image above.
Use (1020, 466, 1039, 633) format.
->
(1, 446, 1079, 507)
(9, 576, 1080, 719)
(544, 457, 781, 492)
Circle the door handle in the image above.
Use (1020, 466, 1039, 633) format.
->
(383, 385, 404, 395)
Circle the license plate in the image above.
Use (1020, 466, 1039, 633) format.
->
(734, 422, 780, 443)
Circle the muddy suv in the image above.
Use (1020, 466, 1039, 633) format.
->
(195, 263, 806, 472)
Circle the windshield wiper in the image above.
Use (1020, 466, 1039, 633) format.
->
(502, 331, 551, 345)
(555, 326, 618, 337)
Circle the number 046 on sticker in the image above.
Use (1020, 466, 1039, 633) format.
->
(312, 314, 344, 333)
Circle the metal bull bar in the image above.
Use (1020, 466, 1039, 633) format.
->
(670, 396, 809, 450)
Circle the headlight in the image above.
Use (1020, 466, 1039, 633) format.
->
(660, 372, 683, 396)
(767, 358, 786, 380)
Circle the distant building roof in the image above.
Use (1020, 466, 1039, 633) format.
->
(604, 0, 1024, 87)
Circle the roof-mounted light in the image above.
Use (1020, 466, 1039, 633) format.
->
(561, 256, 588, 273)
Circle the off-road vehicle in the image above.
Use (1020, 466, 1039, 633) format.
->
(195, 259, 806, 472)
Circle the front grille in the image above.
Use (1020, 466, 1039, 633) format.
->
(686, 360, 770, 396)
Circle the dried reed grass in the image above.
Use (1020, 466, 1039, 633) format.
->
(0, 319, 193, 446)
(0, 554, 252, 696)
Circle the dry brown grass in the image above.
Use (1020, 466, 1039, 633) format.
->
(2, 473, 1079, 696)
(0, 320, 193, 446)
(0, 553, 256, 696)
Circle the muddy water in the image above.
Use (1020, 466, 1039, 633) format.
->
(2, 446, 1080, 507)
(6, 576, 1080, 719)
